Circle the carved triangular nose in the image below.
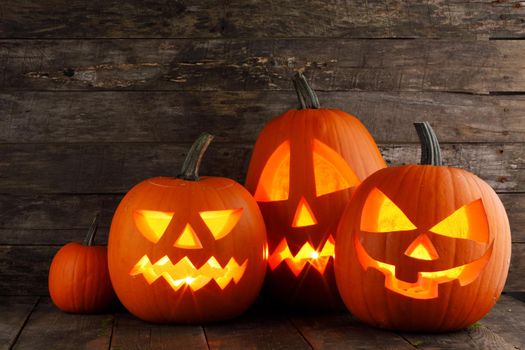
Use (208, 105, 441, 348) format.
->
(292, 197, 317, 227)
(174, 223, 203, 249)
(404, 234, 438, 261)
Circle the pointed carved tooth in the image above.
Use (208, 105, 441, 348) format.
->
(129, 255, 248, 291)
(268, 237, 335, 275)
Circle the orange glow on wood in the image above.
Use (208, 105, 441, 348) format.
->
(292, 197, 317, 227)
(268, 236, 335, 276)
(360, 188, 416, 232)
(130, 255, 248, 292)
(134, 210, 174, 243)
(312, 139, 360, 196)
(254, 141, 290, 202)
(430, 199, 489, 243)
(174, 224, 202, 248)
(404, 234, 439, 261)
(199, 208, 243, 240)
(355, 235, 492, 299)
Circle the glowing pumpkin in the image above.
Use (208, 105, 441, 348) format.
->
(108, 133, 267, 323)
(335, 122, 511, 331)
(49, 214, 115, 313)
(245, 73, 386, 309)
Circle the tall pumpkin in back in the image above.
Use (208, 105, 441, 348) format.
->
(335, 123, 511, 331)
(245, 73, 386, 309)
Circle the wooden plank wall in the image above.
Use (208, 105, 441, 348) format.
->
(0, 0, 524, 295)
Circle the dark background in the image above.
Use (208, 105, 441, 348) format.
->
(0, 1, 524, 295)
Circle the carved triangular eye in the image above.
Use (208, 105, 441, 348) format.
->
(313, 139, 360, 197)
(254, 141, 290, 202)
(199, 208, 243, 240)
(430, 199, 489, 243)
(360, 188, 417, 232)
(134, 210, 174, 243)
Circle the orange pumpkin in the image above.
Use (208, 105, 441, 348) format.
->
(49, 214, 115, 313)
(335, 122, 511, 331)
(245, 73, 386, 309)
(108, 133, 267, 323)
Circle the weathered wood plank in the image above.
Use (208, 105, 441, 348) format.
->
(1, 244, 523, 296)
(1, 1, 524, 39)
(480, 294, 525, 349)
(0, 142, 522, 194)
(505, 243, 525, 292)
(0, 246, 59, 295)
(204, 301, 311, 350)
(0, 193, 523, 245)
(110, 312, 207, 350)
(402, 324, 515, 349)
(0, 296, 38, 350)
(12, 298, 113, 350)
(291, 313, 414, 349)
(0, 194, 121, 245)
(2, 39, 525, 93)
(1, 91, 524, 144)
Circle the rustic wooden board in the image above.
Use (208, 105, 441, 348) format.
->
(0, 296, 38, 350)
(2, 39, 525, 93)
(480, 294, 525, 349)
(505, 243, 525, 292)
(291, 313, 413, 349)
(1, 91, 524, 144)
(12, 298, 113, 350)
(204, 301, 311, 350)
(0, 193, 523, 245)
(0, 142, 522, 194)
(402, 325, 515, 349)
(0, 246, 59, 295)
(111, 312, 208, 350)
(1, 1, 524, 39)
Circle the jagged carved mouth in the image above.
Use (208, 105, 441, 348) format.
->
(130, 255, 248, 292)
(355, 235, 493, 299)
(268, 235, 335, 276)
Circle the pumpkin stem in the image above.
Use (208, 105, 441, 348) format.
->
(414, 122, 443, 166)
(84, 213, 99, 246)
(292, 72, 320, 109)
(178, 133, 214, 181)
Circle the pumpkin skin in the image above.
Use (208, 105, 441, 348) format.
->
(335, 124, 511, 332)
(108, 134, 267, 323)
(245, 73, 386, 309)
(49, 216, 114, 313)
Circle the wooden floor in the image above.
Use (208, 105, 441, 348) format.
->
(1, 293, 523, 350)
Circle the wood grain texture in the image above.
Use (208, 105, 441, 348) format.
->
(506, 243, 525, 291)
(204, 301, 311, 350)
(110, 313, 208, 350)
(402, 325, 515, 349)
(12, 298, 113, 350)
(2, 39, 525, 93)
(0, 296, 38, 350)
(1, 91, 524, 144)
(1, 0, 524, 39)
(0, 142, 522, 194)
(291, 313, 413, 349)
(0, 193, 523, 245)
(481, 294, 525, 349)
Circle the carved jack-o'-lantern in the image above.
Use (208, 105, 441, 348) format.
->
(335, 123, 511, 331)
(245, 73, 386, 309)
(108, 134, 267, 323)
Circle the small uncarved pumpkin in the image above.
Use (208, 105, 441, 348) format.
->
(108, 133, 267, 323)
(335, 122, 511, 332)
(49, 214, 115, 313)
(245, 72, 386, 309)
